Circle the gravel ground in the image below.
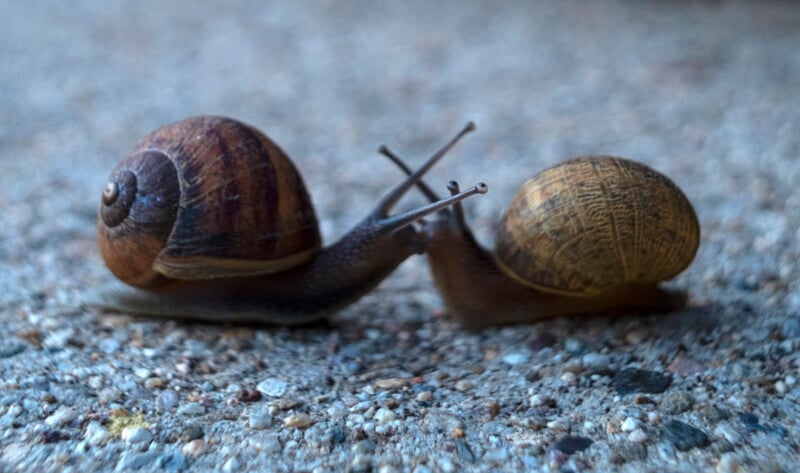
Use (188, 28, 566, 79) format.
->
(2, 1, 800, 472)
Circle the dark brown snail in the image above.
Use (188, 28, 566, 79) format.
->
(88, 116, 487, 324)
(380, 147, 700, 328)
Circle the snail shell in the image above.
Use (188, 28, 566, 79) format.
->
(494, 156, 700, 296)
(97, 116, 321, 287)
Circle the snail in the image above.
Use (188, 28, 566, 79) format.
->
(379, 147, 700, 328)
(87, 116, 487, 324)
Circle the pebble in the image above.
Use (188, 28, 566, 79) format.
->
(374, 378, 407, 390)
(416, 391, 433, 403)
(133, 367, 151, 379)
(563, 338, 585, 354)
(87, 376, 104, 390)
(350, 454, 371, 473)
(98, 338, 121, 354)
(661, 420, 709, 451)
(354, 439, 377, 454)
(121, 426, 153, 444)
(43, 329, 73, 349)
(702, 405, 730, 422)
(257, 378, 288, 397)
(156, 390, 180, 411)
(374, 407, 396, 423)
(609, 441, 648, 464)
(454, 380, 472, 391)
(714, 423, 743, 444)
(222, 456, 240, 473)
(611, 368, 672, 394)
(248, 409, 272, 430)
(181, 425, 204, 441)
(0, 341, 25, 358)
(145, 378, 165, 389)
(716, 453, 746, 473)
(661, 391, 693, 415)
(551, 435, 593, 454)
(529, 394, 548, 407)
(183, 439, 209, 457)
(455, 438, 476, 463)
(560, 372, 577, 385)
(621, 417, 639, 432)
(502, 352, 529, 365)
(666, 355, 707, 376)
(155, 452, 187, 471)
(484, 447, 510, 463)
(625, 329, 649, 345)
(85, 421, 113, 446)
(117, 452, 157, 470)
(738, 412, 765, 432)
(44, 406, 76, 426)
(581, 353, 612, 373)
(284, 413, 313, 428)
(177, 402, 206, 416)
(628, 428, 648, 443)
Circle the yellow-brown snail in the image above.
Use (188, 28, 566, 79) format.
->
(87, 116, 487, 324)
(380, 147, 701, 328)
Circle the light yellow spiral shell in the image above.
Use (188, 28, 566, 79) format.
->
(494, 156, 700, 296)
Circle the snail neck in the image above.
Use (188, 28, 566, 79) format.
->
(424, 221, 686, 328)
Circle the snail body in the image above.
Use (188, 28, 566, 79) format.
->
(90, 116, 486, 324)
(381, 151, 700, 328)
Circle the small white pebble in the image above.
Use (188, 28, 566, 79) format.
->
(647, 411, 661, 424)
(546, 419, 569, 431)
(6, 404, 23, 418)
(378, 465, 400, 473)
(582, 353, 612, 371)
(438, 457, 457, 473)
(133, 367, 151, 379)
(583, 421, 595, 430)
(182, 439, 208, 457)
(374, 407, 396, 423)
(529, 394, 548, 407)
(85, 421, 113, 446)
(714, 423, 742, 444)
(327, 404, 348, 419)
(560, 372, 577, 385)
(628, 428, 648, 443)
(222, 456, 240, 473)
(621, 417, 639, 432)
(177, 402, 205, 416)
(502, 352, 529, 365)
(284, 413, 313, 428)
(44, 406, 77, 426)
(257, 378, 288, 397)
(454, 380, 472, 391)
(785, 376, 796, 386)
(248, 409, 271, 430)
(775, 380, 788, 394)
(87, 376, 104, 390)
(416, 391, 433, 403)
(121, 426, 153, 444)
